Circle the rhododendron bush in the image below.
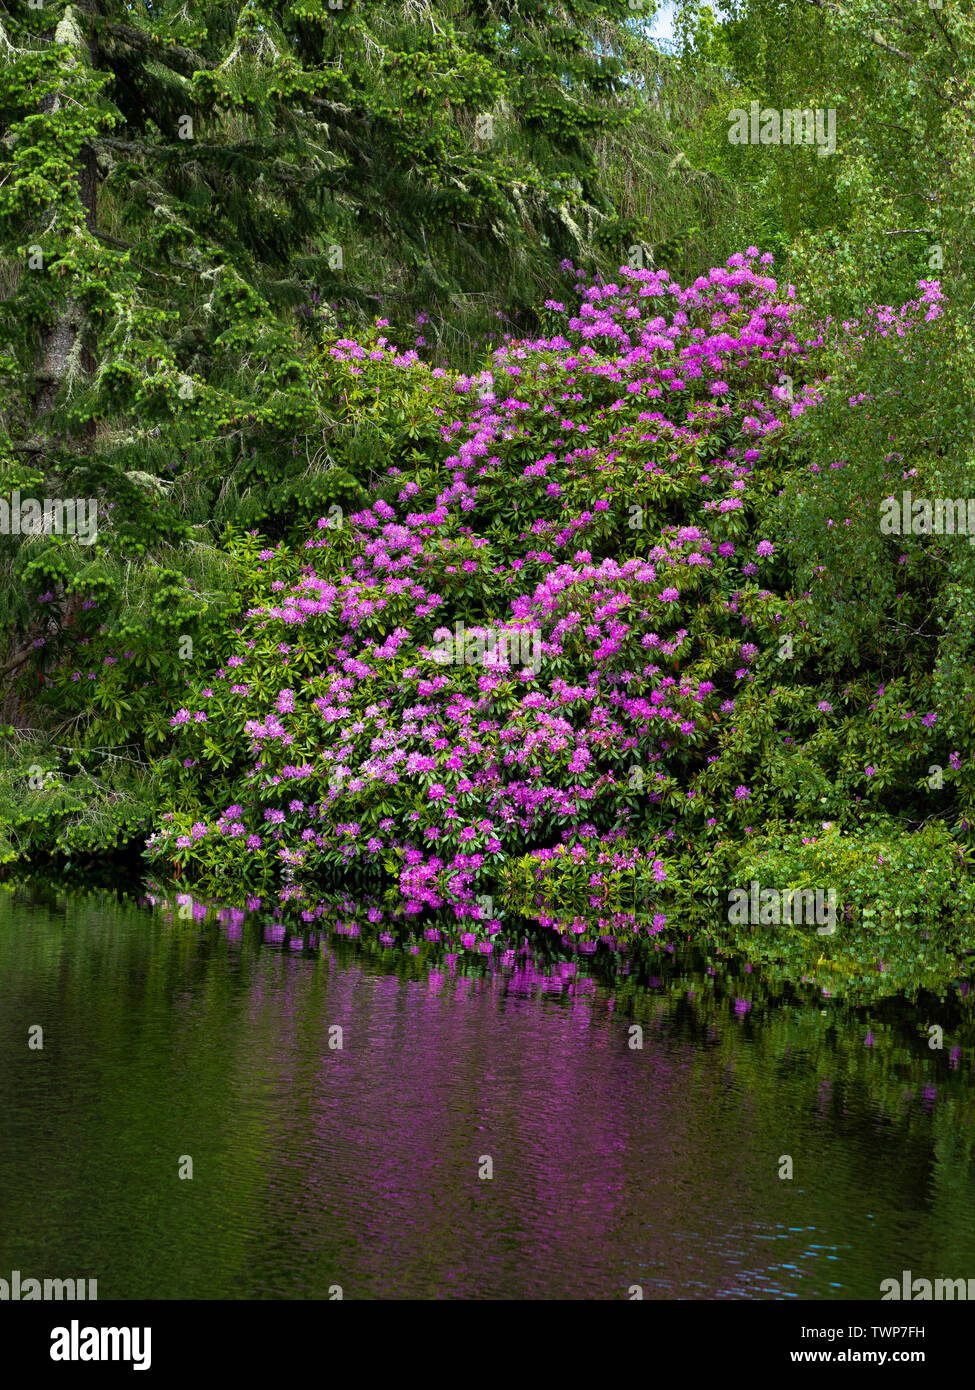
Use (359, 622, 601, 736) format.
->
(144, 251, 971, 936)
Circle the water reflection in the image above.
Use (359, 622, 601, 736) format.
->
(0, 879, 974, 1300)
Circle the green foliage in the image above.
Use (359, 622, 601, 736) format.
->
(0, 725, 158, 864)
(674, 0, 975, 319)
(731, 816, 975, 923)
(708, 816, 975, 1002)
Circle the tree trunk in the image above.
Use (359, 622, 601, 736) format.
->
(33, 5, 98, 428)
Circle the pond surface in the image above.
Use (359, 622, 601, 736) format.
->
(2, 883, 974, 1300)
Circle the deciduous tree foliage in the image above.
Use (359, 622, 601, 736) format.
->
(674, 0, 975, 316)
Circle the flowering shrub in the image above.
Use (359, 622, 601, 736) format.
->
(144, 251, 968, 934)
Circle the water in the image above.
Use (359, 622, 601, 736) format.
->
(2, 882, 974, 1300)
